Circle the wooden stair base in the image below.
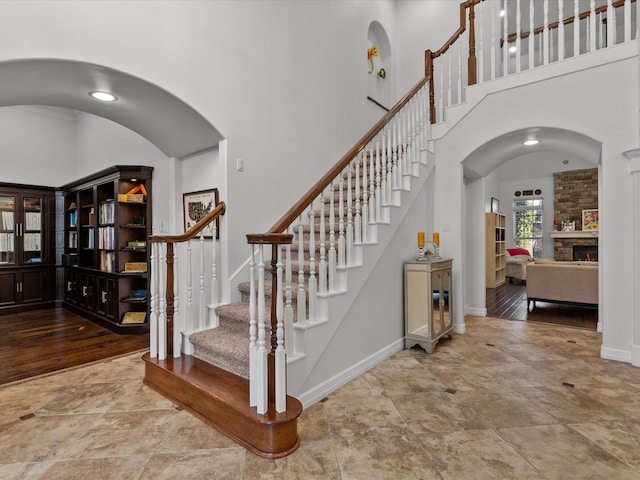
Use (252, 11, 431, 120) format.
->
(142, 352, 302, 458)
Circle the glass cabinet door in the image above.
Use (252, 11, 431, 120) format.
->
(0, 195, 16, 265)
(22, 196, 43, 264)
(442, 270, 452, 330)
(431, 270, 443, 337)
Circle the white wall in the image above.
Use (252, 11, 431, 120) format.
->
(498, 176, 555, 258)
(0, 107, 75, 186)
(438, 53, 638, 362)
(0, 0, 398, 283)
(396, 1, 460, 95)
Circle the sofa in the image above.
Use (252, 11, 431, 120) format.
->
(526, 260, 598, 310)
(506, 248, 534, 283)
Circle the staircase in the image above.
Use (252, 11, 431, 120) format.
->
(143, 0, 637, 459)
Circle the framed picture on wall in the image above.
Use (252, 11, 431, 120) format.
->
(582, 209, 599, 231)
(183, 188, 220, 239)
(491, 197, 499, 213)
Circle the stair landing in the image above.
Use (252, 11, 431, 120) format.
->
(142, 352, 303, 458)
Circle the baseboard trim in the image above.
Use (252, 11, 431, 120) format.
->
(601, 345, 632, 363)
(297, 339, 404, 408)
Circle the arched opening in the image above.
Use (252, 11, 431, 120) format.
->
(462, 127, 601, 328)
(0, 59, 223, 158)
(367, 21, 392, 110)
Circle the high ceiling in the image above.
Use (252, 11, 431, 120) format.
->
(0, 59, 223, 158)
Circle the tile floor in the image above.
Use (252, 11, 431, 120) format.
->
(1, 316, 639, 479)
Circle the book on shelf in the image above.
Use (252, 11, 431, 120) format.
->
(69, 211, 77, 227)
(124, 261, 147, 273)
(130, 216, 145, 225)
(121, 311, 146, 324)
(100, 251, 115, 272)
(127, 240, 146, 248)
(68, 231, 78, 248)
(24, 212, 41, 231)
(1, 211, 14, 230)
(118, 193, 144, 203)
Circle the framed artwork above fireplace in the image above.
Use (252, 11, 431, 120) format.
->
(582, 209, 598, 231)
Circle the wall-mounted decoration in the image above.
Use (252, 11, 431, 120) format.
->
(183, 188, 220, 239)
(582, 209, 599, 231)
(515, 191, 522, 197)
(378, 68, 386, 79)
(367, 44, 378, 73)
(491, 197, 499, 213)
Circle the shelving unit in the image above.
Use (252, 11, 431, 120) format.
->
(0, 183, 56, 313)
(62, 166, 153, 333)
(485, 212, 506, 288)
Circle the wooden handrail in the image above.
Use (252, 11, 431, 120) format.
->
(502, 0, 636, 46)
(149, 201, 226, 243)
(263, 75, 430, 235)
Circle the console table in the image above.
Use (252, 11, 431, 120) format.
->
(403, 259, 453, 353)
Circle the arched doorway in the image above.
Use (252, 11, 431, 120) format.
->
(462, 127, 601, 329)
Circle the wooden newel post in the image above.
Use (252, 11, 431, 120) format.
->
(467, 1, 477, 86)
(425, 49, 436, 124)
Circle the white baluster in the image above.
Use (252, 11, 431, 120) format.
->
(543, 0, 550, 64)
(186, 239, 192, 333)
(491, 0, 497, 80)
(158, 242, 166, 360)
(249, 246, 257, 406)
(438, 55, 444, 113)
(380, 133, 388, 206)
(529, 0, 535, 70)
(297, 214, 306, 322)
(354, 154, 362, 244)
(574, 0, 580, 57)
(319, 189, 327, 293)
(346, 163, 353, 266)
(589, 0, 596, 53)
(368, 148, 376, 224)
(275, 247, 286, 413)
(149, 242, 158, 358)
(478, 2, 484, 83)
(516, 0, 522, 73)
(307, 204, 316, 321)
(558, 0, 565, 61)
(199, 235, 205, 330)
(503, 0, 509, 76)
(624, 0, 631, 43)
(607, 0, 614, 47)
(284, 243, 294, 349)
(361, 151, 369, 243)
(447, 50, 452, 107)
(338, 170, 346, 267)
(550, 27, 555, 63)
(375, 140, 382, 222)
(598, 12, 604, 49)
(457, 42, 462, 103)
(173, 246, 181, 357)
(211, 224, 217, 307)
(328, 181, 336, 291)
(256, 245, 267, 415)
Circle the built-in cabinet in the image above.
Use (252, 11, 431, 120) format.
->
(403, 259, 453, 354)
(62, 166, 152, 333)
(0, 184, 56, 313)
(485, 213, 506, 288)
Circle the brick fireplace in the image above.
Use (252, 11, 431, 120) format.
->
(553, 168, 598, 261)
(551, 232, 598, 261)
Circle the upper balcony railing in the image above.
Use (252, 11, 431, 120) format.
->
(429, 0, 636, 123)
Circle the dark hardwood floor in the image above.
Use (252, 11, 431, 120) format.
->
(486, 280, 598, 330)
(0, 307, 149, 386)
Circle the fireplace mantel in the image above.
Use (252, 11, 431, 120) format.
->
(550, 230, 599, 239)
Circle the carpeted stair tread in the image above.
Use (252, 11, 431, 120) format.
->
(190, 325, 250, 379)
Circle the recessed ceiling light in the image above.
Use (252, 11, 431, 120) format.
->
(523, 139, 539, 146)
(89, 91, 117, 102)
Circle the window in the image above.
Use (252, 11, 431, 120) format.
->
(513, 198, 543, 258)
